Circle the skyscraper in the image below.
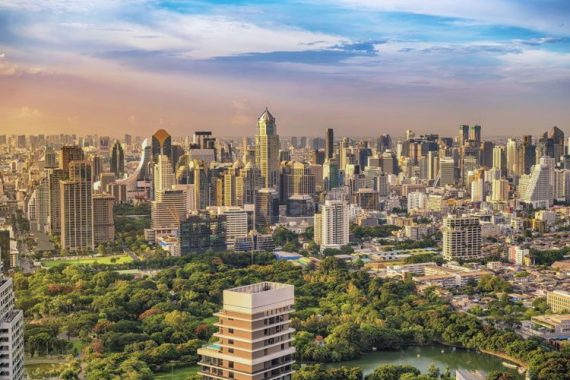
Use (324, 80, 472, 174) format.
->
(316, 199, 349, 249)
(279, 161, 316, 204)
(255, 188, 279, 228)
(442, 215, 482, 261)
(506, 138, 518, 176)
(325, 128, 334, 159)
(153, 155, 176, 199)
(0, 268, 24, 380)
(60, 145, 85, 171)
(152, 129, 173, 171)
(110, 140, 125, 178)
(198, 282, 295, 380)
(60, 161, 94, 251)
(493, 146, 507, 177)
(93, 193, 115, 246)
(255, 108, 280, 189)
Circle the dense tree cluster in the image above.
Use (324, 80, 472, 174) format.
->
(14, 253, 570, 379)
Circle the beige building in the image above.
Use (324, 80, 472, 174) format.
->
(60, 161, 94, 251)
(255, 109, 280, 189)
(547, 290, 570, 313)
(442, 215, 481, 261)
(93, 193, 115, 246)
(198, 282, 295, 380)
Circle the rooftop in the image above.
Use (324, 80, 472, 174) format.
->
(229, 282, 292, 294)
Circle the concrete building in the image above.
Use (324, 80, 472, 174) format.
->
(0, 272, 24, 380)
(92, 193, 115, 246)
(255, 109, 280, 189)
(317, 200, 349, 250)
(198, 282, 295, 380)
(60, 161, 94, 251)
(547, 290, 570, 313)
(442, 215, 482, 261)
(255, 188, 279, 229)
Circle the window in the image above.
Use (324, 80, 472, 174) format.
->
(228, 339, 234, 344)
(228, 328, 234, 334)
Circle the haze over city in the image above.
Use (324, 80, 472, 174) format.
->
(1, 0, 570, 137)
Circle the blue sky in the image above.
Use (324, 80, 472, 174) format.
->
(0, 0, 569, 137)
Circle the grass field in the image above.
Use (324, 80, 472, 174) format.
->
(154, 365, 200, 380)
(41, 255, 133, 268)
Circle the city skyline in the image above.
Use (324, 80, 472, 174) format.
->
(1, 0, 569, 137)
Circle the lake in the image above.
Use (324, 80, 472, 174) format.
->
(325, 345, 522, 378)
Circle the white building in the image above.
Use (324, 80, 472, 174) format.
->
(407, 191, 427, 210)
(522, 160, 553, 208)
(442, 215, 482, 261)
(0, 273, 24, 380)
(316, 200, 349, 250)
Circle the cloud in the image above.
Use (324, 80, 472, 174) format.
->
(334, 0, 570, 36)
(17, 106, 42, 118)
(0, 53, 43, 76)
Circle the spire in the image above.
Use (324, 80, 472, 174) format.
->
(258, 107, 275, 123)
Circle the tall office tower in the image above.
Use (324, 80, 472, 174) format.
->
(506, 138, 518, 176)
(311, 149, 325, 165)
(358, 146, 373, 170)
(376, 134, 392, 153)
(323, 158, 340, 191)
(255, 108, 280, 189)
(60, 161, 94, 251)
(44, 145, 57, 168)
(537, 126, 565, 160)
(439, 157, 457, 186)
(380, 150, 398, 174)
(469, 125, 481, 143)
(223, 160, 243, 207)
(442, 215, 482, 261)
(153, 155, 176, 198)
(99, 136, 111, 153)
(458, 124, 470, 145)
(236, 161, 262, 206)
(318, 200, 349, 249)
(91, 154, 103, 182)
(151, 189, 187, 229)
(377, 172, 390, 197)
(518, 135, 536, 175)
(92, 193, 115, 246)
(35, 178, 49, 233)
(521, 161, 553, 208)
(492, 146, 507, 177)
(124, 134, 132, 145)
(427, 151, 439, 180)
(491, 178, 510, 202)
(339, 137, 350, 171)
(405, 129, 415, 140)
(218, 207, 249, 248)
(0, 267, 24, 380)
(198, 282, 295, 380)
(47, 168, 67, 234)
(193, 160, 213, 210)
(110, 140, 125, 178)
(554, 169, 570, 202)
(462, 156, 478, 185)
(254, 188, 279, 228)
(152, 129, 173, 171)
(470, 177, 485, 202)
(480, 141, 494, 168)
(279, 161, 316, 204)
(60, 145, 85, 171)
(325, 128, 334, 159)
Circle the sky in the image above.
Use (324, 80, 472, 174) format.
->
(0, 0, 569, 138)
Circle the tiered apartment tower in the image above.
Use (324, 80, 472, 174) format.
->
(198, 282, 295, 380)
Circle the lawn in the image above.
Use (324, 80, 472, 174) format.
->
(154, 365, 200, 380)
(41, 255, 133, 268)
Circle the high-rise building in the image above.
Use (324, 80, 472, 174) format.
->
(547, 290, 570, 313)
(316, 200, 349, 249)
(493, 146, 507, 177)
(279, 161, 316, 204)
(325, 128, 334, 159)
(60, 145, 85, 172)
(152, 129, 174, 171)
(518, 135, 536, 175)
(151, 189, 187, 229)
(254, 188, 279, 228)
(218, 207, 249, 248)
(506, 138, 518, 176)
(44, 145, 57, 168)
(521, 159, 554, 208)
(439, 157, 456, 186)
(442, 215, 482, 261)
(0, 269, 24, 380)
(323, 158, 340, 191)
(458, 124, 470, 145)
(153, 155, 176, 198)
(110, 140, 125, 178)
(93, 193, 115, 246)
(60, 161, 94, 251)
(255, 108, 280, 189)
(491, 179, 509, 202)
(198, 282, 295, 380)
(469, 125, 481, 143)
(47, 168, 67, 235)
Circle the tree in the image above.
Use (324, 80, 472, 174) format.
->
(487, 372, 515, 380)
(367, 364, 421, 380)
